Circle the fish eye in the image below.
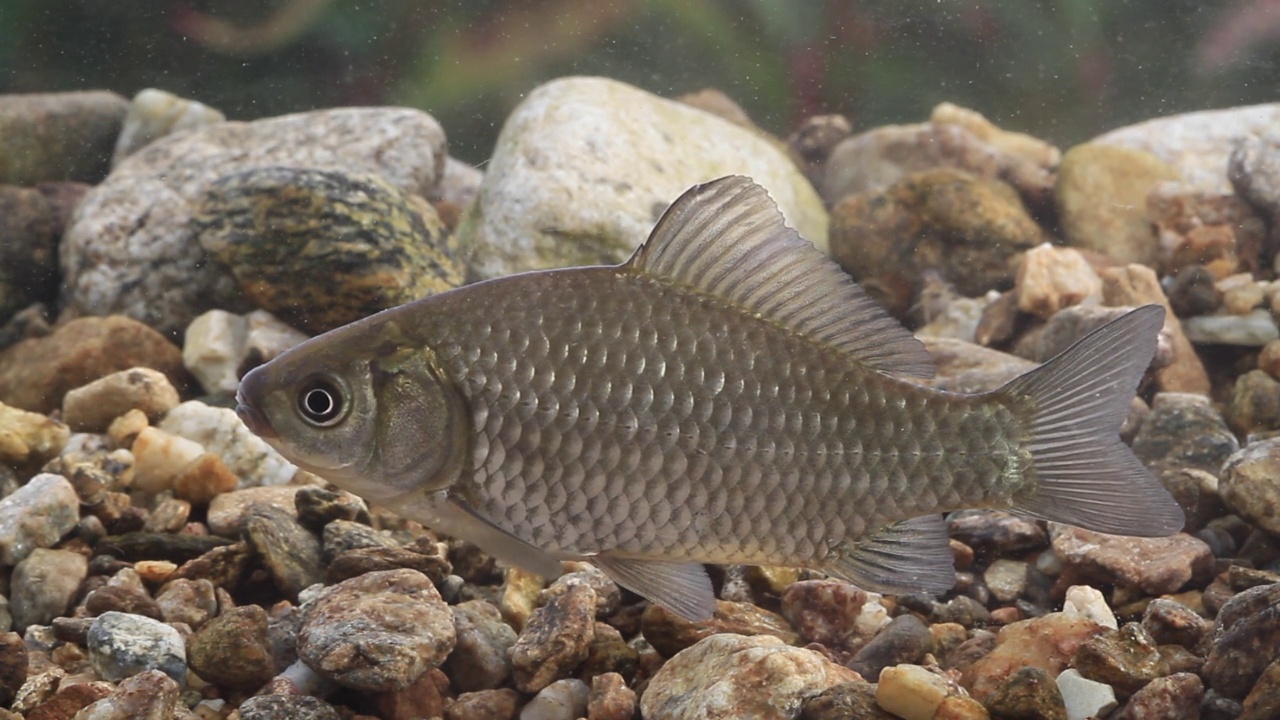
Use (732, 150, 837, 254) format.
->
(296, 375, 349, 427)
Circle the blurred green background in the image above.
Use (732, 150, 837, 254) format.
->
(1, 0, 1276, 164)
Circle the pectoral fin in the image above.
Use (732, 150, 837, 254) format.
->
(825, 515, 956, 595)
(591, 555, 716, 622)
(390, 491, 564, 579)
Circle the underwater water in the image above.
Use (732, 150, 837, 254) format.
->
(1, 2, 1279, 720)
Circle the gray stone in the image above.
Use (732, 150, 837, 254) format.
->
(459, 76, 827, 280)
(1183, 309, 1280, 346)
(9, 549, 87, 631)
(245, 504, 324, 601)
(1203, 582, 1280, 699)
(0, 473, 80, 566)
(87, 611, 187, 683)
(520, 678, 589, 720)
(1220, 438, 1280, 535)
(443, 600, 516, 692)
(1132, 392, 1239, 474)
(237, 694, 341, 720)
(61, 107, 447, 336)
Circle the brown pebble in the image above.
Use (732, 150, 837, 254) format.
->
(0, 632, 27, 708)
(642, 598, 799, 659)
(445, 688, 521, 720)
(587, 671, 636, 720)
(24, 681, 114, 720)
(84, 584, 163, 620)
(172, 452, 239, 506)
(187, 605, 275, 691)
(510, 583, 596, 692)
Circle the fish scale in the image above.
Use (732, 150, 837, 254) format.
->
(430, 268, 1016, 568)
(236, 175, 1184, 621)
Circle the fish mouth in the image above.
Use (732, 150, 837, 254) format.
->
(235, 371, 278, 440)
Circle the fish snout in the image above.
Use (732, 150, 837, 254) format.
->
(235, 370, 279, 440)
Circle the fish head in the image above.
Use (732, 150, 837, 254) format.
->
(235, 318, 468, 502)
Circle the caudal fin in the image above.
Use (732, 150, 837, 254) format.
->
(1002, 305, 1185, 536)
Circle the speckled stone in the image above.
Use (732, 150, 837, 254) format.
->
(154, 578, 218, 629)
(297, 569, 454, 692)
(1051, 525, 1212, 596)
(237, 694, 341, 720)
(0, 91, 128, 185)
(0, 473, 80, 566)
(70, 669, 180, 720)
(161, 400, 297, 488)
(1220, 438, 1280, 535)
(442, 600, 516, 693)
(511, 583, 596, 693)
(187, 604, 275, 690)
(22, 680, 114, 719)
(245, 504, 324, 602)
(849, 614, 934, 682)
(1132, 392, 1238, 474)
(983, 666, 1066, 720)
(641, 633, 861, 720)
(61, 367, 180, 433)
(84, 584, 163, 620)
(194, 166, 463, 335)
(458, 76, 827, 281)
(830, 167, 1042, 318)
(86, 611, 186, 683)
(446, 688, 521, 720)
(961, 612, 1105, 702)
(61, 107, 448, 336)
(0, 315, 187, 415)
(1203, 581, 1280, 700)
(587, 672, 636, 720)
(1113, 672, 1204, 720)
(1072, 622, 1169, 696)
(781, 579, 880, 648)
(801, 680, 896, 720)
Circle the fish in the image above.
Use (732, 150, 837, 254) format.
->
(235, 175, 1185, 621)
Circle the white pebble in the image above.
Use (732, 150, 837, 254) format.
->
(160, 400, 296, 486)
(1183, 309, 1279, 346)
(1056, 668, 1118, 720)
(1063, 585, 1117, 629)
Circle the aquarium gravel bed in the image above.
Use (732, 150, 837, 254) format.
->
(0, 82, 1279, 720)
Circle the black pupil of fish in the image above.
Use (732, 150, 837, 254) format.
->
(300, 382, 342, 423)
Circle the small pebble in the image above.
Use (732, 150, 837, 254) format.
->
(236, 694, 341, 720)
(849, 614, 933, 681)
(206, 486, 301, 537)
(86, 611, 187, 683)
(187, 605, 275, 690)
(0, 402, 69, 466)
(510, 583, 596, 693)
(61, 367, 179, 433)
(443, 600, 516, 693)
(10, 548, 87, 631)
(0, 473, 80, 566)
(154, 578, 218, 629)
(587, 672, 636, 720)
(71, 668, 181, 720)
(1063, 584, 1118, 630)
(245, 504, 324, 601)
(801, 680, 896, 720)
(641, 598, 799, 659)
(130, 427, 205, 494)
(1072, 622, 1168, 696)
(1183, 309, 1280, 345)
(983, 666, 1067, 720)
(1113, 672, 1204, 720)
(520, 677, 589, 720)
(446, 689, 521, 720)
(1056, 668, 1118, 720)
(874, 663, 950, 720)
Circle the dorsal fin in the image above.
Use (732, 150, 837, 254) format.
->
(625, 176, 935, 378)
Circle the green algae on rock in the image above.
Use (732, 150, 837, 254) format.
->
(195, 166, 464, 335)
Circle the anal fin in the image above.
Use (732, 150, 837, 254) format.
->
(825, 515, 956, 595)
(390, 491, 564, 579)
(592, 555, 716, 622)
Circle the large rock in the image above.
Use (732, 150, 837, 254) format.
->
(0, 91, 128, 185)
(640, 633, 861, 720)
(1094, 102, 1280, 194)
(458, 76, 827, 280)
(60, 107, 449, 336)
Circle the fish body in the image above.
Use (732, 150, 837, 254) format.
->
(236, 176, 1184, 620)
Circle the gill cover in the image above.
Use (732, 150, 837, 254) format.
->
(369, 344, 469, 499)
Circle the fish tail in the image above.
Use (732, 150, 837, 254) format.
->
(1001, 305, 1185, 536)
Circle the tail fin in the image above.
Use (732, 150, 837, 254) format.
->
(1002, 305, 1185, 536)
